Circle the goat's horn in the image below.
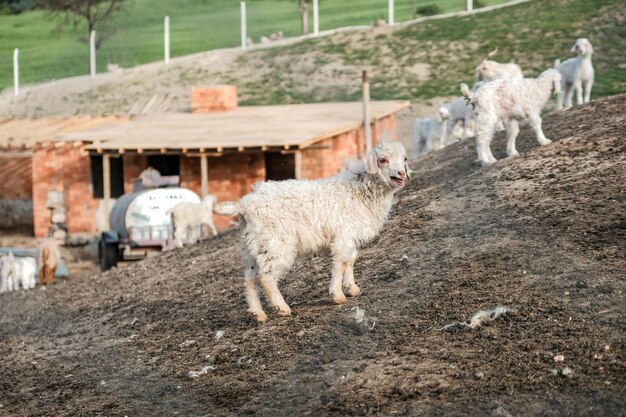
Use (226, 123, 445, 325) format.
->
(486, 47, 499, 58)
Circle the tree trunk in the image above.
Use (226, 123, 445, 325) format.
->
(300, 0, 308, 35)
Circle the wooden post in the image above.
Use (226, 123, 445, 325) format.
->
(313, 0, 319, 35)
(362, 70, 372, 154)
(13, 48, 19, 97)
(240, 1, 247, 50)
(90, 30, 96, 78)
(200, 154, 209, 198)
(164, 16, 170, 64)
(388, 0, 394, 25)
(467, 0, 473, 12)
(294, 150, 302, 179)
(103, 154, 111, 230)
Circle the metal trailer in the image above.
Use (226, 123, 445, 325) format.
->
(98, 186, 202, 271)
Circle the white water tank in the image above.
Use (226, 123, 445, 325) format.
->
(109, 188, 200, 242)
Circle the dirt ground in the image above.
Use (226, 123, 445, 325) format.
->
(1, 95, 625, 417)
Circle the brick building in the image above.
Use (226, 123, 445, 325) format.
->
(0, 91, 408, 237)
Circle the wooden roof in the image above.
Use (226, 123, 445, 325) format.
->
(0, 116, 129, 151)
(62, 101, 410, 153)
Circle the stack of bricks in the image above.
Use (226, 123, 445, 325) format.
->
(191, 85, 238, 113)
(32, 146, 100, 238)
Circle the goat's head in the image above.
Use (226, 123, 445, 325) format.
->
(362, 140, 410, 190)
(571, 38, 593, 57)
(474, 48, 499, 81)
(437, 106, 450, 122)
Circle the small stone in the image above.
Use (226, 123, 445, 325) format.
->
(475, 371, 484, 379)
(554, 355, 565, 363)
(562, 367, 573, 377)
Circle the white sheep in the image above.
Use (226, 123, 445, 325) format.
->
(411, 107, 448, 157)
(37, 238, 60, 286)
(167, 195, 218, 248)
(460, 68, 562, 165)
(215, 141, 410, 322)
(554, 38, 594, 110)
(475, 48, 524, 82)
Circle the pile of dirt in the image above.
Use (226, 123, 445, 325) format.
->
(0, 95, 624, 416)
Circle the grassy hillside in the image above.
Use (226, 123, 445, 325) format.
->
(232, 0, 626, 104)
(0, 0, 507, 89)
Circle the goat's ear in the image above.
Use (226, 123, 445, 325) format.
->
(405, 159, 412, 180)
(362, 149, 378, 174)
(571, 42, 577, 53)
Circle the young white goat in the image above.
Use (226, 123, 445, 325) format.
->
(0, 253, 15, 293)
(411, 108, 448, 157)
(215, 141, 410, 322)
(475, 48, 524, 82)
(441, 97, 476, 144)
(554, 38, 594, 110)
(460, 68, 562, 165)
(167, 195, 218, 248)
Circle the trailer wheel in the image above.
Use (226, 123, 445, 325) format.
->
(99, 238, 119, 272)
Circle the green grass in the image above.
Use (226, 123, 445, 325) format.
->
(0, 0, 507, 89)
(234, 0, 626, 105)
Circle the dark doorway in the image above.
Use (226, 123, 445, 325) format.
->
(147, 155, 180, 176)
(265, 152, 295, 181)
(90, 155, 124, 198)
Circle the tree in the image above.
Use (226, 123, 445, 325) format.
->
(39, 0, 127, 50)
(298, 0, 308, 35)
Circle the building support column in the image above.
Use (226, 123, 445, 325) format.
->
(103, 153, 111, 230)
(294, 150, 302, 179)
(200, 154, 209, 198)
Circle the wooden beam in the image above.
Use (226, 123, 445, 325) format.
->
(261, 145, 268, 151)
(97, 148, 104, 154)
(217, 146, 223, 153)
(160, 147, 167, 154)
(294, 150, 302, 180)
(283, 144, 290, 150)
(238, 146, 245, 152)
(200, 154, 209, 198)
(118, 148, 125, 154)
(137, 148, 144, 154)
(73, 140, 84, 148)
(103, 154, 111, 230)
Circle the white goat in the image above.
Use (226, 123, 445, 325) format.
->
(15, 256, 36, 290)
(460, 68, 562, 165)
(411, 107, 448, 157)
(0, 253, 15, 293)
(215, 141, 410, 322)
(167, 195, 218, 248)
(554, 38, 594, 110)
(475, 48, 524, 82)
(441, 97, 476, 144)
(37, 238, 60, 286)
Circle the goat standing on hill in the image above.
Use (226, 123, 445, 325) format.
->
(461, 68, 562, 165)
(554, 38, 594, 110)
(215, 141, 410, 322)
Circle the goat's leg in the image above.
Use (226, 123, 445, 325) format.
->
(505, 119, 520, 157)
(46, 267, 55, 286)
(208, 221, 218, 237)
(342, 246, 360, 297)
(243, 255, 267, 322)
(564, 84, 574, 109)
(528, 113, 551, 145)
(173, 226, 184, 248)
(584, 79, 593, 103)
(575, 80, 583, 106)
(258, 273, 291, 316)
(38, 268, 45, 286)
(329, 258, 347, 304)
(476, 117, 497, 165)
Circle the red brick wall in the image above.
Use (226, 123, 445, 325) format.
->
(0, 154, 32, 199)
(300, 114, 397, 180)
(123, 154, 147, 193)
(180, 153, 265, 230)
(192, 86, 238, 113)
(32, 147, 100, 237)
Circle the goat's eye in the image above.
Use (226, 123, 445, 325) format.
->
(378, 158, 388, 164)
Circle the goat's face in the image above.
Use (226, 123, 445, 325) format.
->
(571, 38, 593, 57)
(362, 141, 410, 190)
(438, 106, 450, 121)
(475, 60, 496, 82)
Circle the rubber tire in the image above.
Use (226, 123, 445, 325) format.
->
(99, 238, 119, 272)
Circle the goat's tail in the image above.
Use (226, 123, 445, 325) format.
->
(460, 83, 474, 106)
(553, 58, 561, 68)
(214, 201, 243, 216)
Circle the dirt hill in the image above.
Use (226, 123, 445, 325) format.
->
(1, 95, 624, 417)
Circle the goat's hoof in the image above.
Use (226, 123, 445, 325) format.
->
(506, 151, 520, 158)
(344, 285, 361, 297)
(539, 139, 552, 146)
(333, 293, 347, 304)
(253, 311, 268, 323)
(275, 305, 292, 316)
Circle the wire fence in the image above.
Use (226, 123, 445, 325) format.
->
(1, 0, 512, 91)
